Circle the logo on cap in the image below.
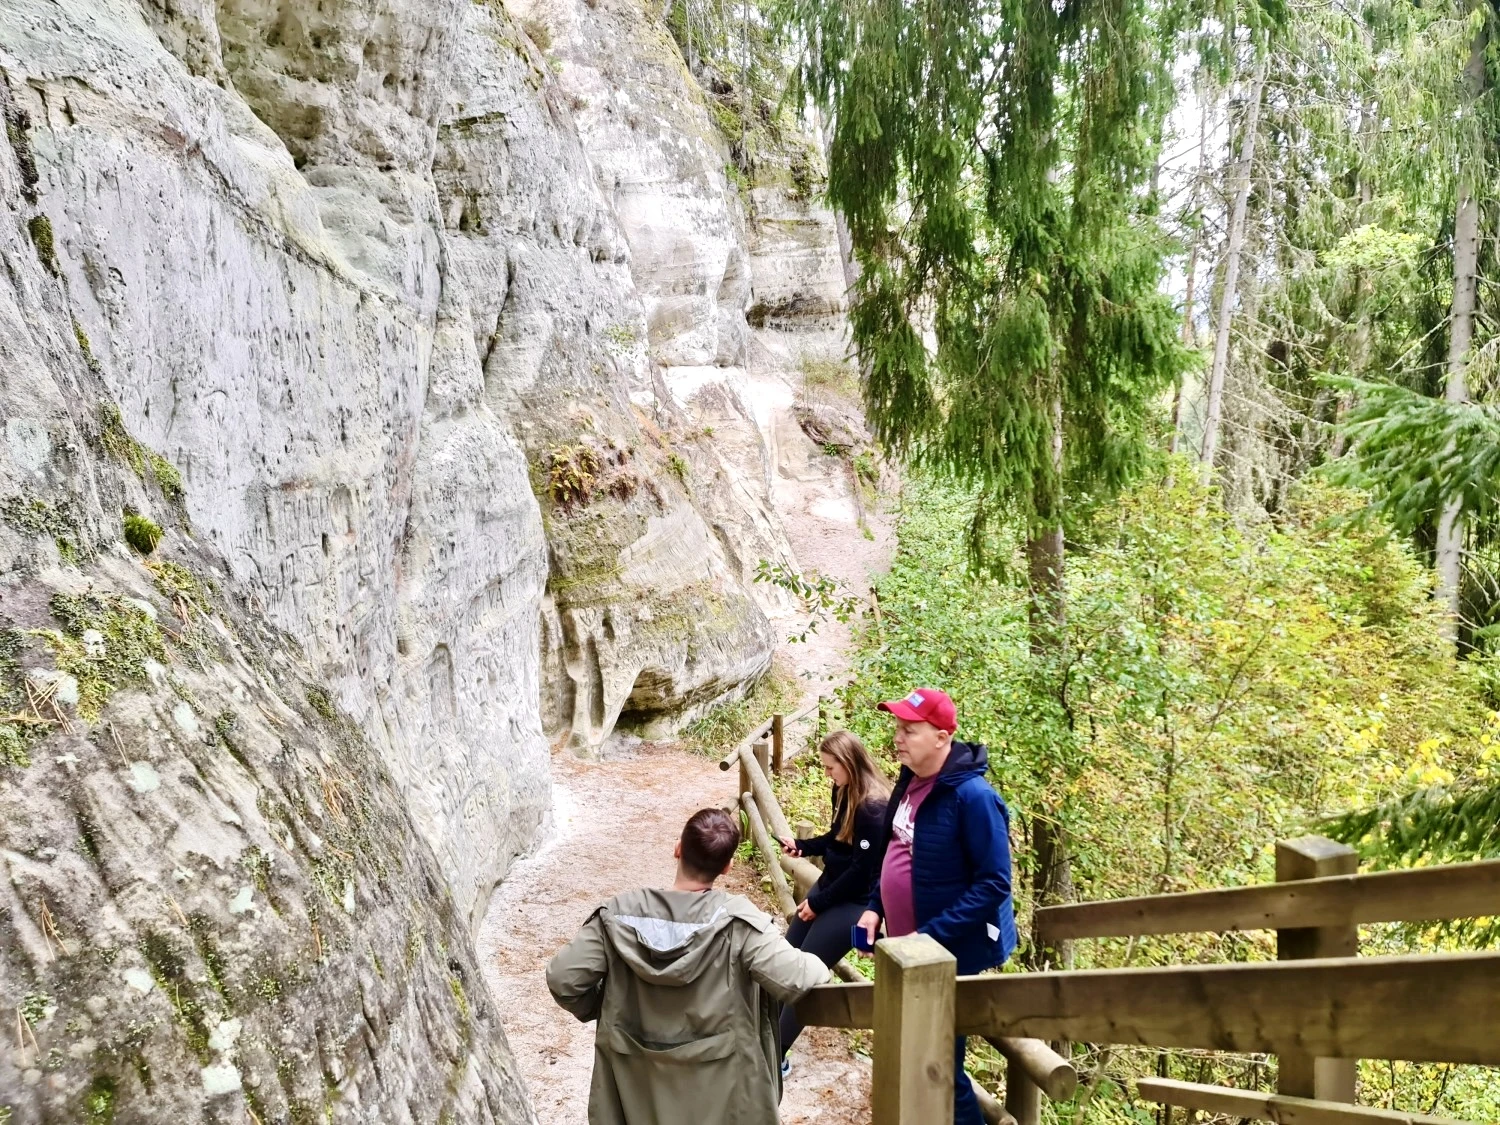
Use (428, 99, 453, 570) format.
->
(906, 692, 925, 706)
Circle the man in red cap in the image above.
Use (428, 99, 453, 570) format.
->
(856, 687, 1016, 1125)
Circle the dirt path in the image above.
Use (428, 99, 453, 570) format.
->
(476, 354, 890, 1124)
(475, 743, 872, 1124)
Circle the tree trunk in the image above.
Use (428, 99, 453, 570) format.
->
(817, 114, 862, 299)
(1026, 395, 1071, 970)
(1170, 93, 1212, 456)
(1199, 61, 1266, 481)
(1437, 23, 1486, 643)
(1332, 24, 1380, 460)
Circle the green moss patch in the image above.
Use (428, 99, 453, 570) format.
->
(1, 495, 74, 540)
(27, 214, 57, 276)
(146, 560, 210, 617)
(122, 513, 163, 556)
(99, 405, 184, 503)
(82, 1075, 117, 1125)
(41, 591, 168, 722)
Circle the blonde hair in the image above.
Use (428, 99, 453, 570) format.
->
(819, 730, 893, 843)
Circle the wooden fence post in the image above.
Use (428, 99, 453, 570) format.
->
(772, 713, 785, 773)
(1275, 835, 1358, 1103)
(873, 934, 957, 1125)
(753, 739, 771, 784)
(1003, 1057, 1041, 1125)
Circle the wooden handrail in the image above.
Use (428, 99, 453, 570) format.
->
(717, 701, 820, 772)
(795, 951, 1500, 1065)
(984, 1037, 1076, 1101)
(741, 792, 796, 917)
(1136, 1077, 1472, 1124)
(954, 951, 1500, 1063)
(1034, 859, 1500, 944)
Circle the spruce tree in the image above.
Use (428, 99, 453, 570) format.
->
(783, 0, 1192, 962)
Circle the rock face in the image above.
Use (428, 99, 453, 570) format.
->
(0, 78, 532, 1121)
(0, 0, 847, 1112)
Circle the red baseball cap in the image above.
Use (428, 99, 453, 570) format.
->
(877, 688, 957, 733)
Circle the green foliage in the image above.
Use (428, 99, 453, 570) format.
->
(147, 560, 211, 617)
(149, 453, 184, 501)
(82, 1075, 117, 1125)
(845, 466, 1500, 1117)
(122, 513, 163, 556)
(43, 592, 169, 721)
(1325, 379, 1500, 538)
(785, 0, 1191, 561)
(754, 559, 860, 642)
(520, 15, 551, 50)
(845, 467, 1494, 918)
(1323, 705, 1500, 866)
(0, 723, 29, 769)
(19, 991, 49, 1025)
(797, 354, 859, 402)
(27, 214, 57, 276)
(666, 0, 795, 177)
(73, 319, 102, 374)
(306, 685, 338, 722)
(602, 321, 639, 353)
(544, 445, 603, 507)
(99, 404, 184, 502)
(666, 452, 690, 487)
(679, 659, 801, 757)
(1, 496, 73, 540)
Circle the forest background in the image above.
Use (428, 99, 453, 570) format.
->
(660, 0, 1500, 1117)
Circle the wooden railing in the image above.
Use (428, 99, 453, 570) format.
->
(728, 708, 1074, 1125)
(791, 836, 1500, 1125)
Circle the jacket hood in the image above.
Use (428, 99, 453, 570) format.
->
(598, 888, 768, 987)
(938, 739, 989, 783)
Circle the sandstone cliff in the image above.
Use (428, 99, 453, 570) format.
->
(0, 0, 848, 1115)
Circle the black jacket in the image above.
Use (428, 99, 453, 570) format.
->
(795, 789, 888, 915)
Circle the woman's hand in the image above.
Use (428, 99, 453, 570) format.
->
(777, 836, 801, 857)
(795, 900, 817, 922)
(856, 910, 881, 950)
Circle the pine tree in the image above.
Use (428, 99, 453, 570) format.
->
(782, 0, 1192, 963)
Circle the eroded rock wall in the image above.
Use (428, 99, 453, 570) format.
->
(0, 79, 531, 1120)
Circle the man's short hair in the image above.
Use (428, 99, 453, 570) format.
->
(680, 808, 740, 881)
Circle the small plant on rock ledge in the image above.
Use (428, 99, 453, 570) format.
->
(545, 445, 603, 508)
(666, 453, 690, 488)
(122, 512, 163, 556)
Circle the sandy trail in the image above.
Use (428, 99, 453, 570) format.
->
(476, 743, 872, 1124)
(477, 354, 890, 1124)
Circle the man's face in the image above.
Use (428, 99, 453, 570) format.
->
(893, 718, 950, 777)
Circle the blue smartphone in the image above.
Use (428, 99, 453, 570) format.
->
(851, 923, 875, 953)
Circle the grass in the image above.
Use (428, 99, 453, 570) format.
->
(798, 353, 860, 402)
(679, 658, 802, 757)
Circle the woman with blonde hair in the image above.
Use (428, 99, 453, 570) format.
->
(775, 729, 892, 1075)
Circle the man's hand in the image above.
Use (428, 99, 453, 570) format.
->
(777, 836, 801, 857)
(856, 910, 881, 949)
(795, 899, 817, 922)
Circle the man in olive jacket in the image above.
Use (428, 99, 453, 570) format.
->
(546, 808, 830, 1125)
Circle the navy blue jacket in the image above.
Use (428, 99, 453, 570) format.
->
(795, 791, 888, 915)
(867, 740, 1018, 974)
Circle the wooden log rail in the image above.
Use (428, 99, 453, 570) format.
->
(1033, 856, 1500, 945)
(1136, 1078, 1470, 1125)
(795, 950, 1500, 1064)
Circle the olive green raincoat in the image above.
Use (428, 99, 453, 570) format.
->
(546, 887, 830, 1125)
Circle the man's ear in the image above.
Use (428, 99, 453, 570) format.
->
(719, 858, 733, 876)
(673, 840, 682, 860)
